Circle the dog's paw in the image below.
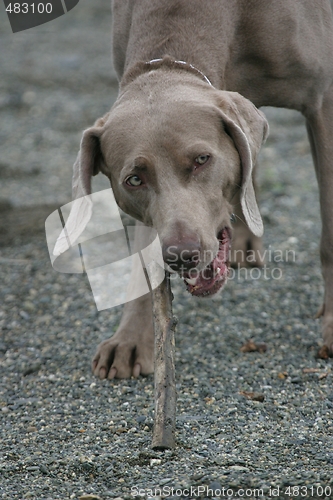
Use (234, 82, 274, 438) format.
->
(92, 327, 154, 379)
(230, 224, 265, 268)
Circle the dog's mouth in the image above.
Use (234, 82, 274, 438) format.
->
(183, 227, 231, 297)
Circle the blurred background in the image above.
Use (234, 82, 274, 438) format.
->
(0, 0, 114, 245)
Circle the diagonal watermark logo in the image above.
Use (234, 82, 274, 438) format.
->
(45, 189, 165, 311)
(3, 0, 80, 33)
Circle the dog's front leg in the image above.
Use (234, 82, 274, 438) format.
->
(306, 84, 333, 352)
(92, 222, 154, 379)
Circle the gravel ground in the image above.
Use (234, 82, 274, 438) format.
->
(1, 2, 333, 499)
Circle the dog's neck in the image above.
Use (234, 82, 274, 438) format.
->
(147, 58, 213, 86)
(120, 55, 214, 90)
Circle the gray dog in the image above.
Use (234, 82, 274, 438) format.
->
(69, 1, 333, 378)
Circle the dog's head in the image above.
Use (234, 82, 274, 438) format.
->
(67, 68, 268, 296)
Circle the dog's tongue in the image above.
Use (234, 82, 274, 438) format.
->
(184, 228, 230, 297)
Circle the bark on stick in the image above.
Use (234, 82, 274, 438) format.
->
(151, 271, 177, 449)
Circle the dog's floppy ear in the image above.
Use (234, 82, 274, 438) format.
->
(53, 114, 109, 256)
(72, 113, 109, 199)
(216, 92, 269, 237)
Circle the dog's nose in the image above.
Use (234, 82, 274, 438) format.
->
(162, 237, 200, 272)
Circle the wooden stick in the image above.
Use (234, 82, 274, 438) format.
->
(151, 271, 177, 449)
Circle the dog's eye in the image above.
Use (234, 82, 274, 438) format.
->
(126, 175, 143, 187)
(194, 154, 210, 166)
